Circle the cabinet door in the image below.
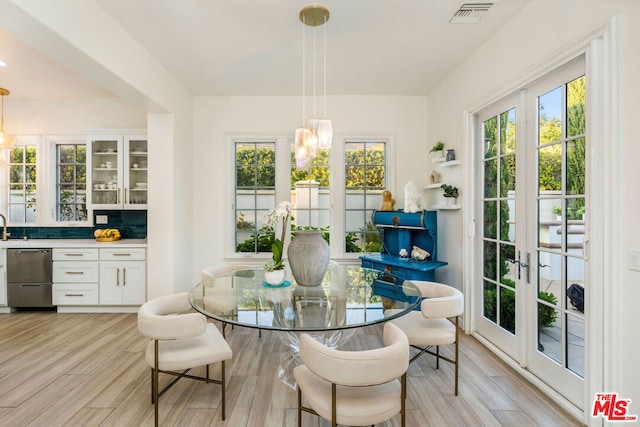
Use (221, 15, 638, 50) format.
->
(88, 135, 124, 208)
(120, 261, 146, 305)
(99, 262, 123, 305)
(0, 266, 6, 306)
(0, 249, 6, 306)
(124, 135, 148, 209)
(99, 261, 146, 305)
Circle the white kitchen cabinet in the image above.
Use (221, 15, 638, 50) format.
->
(88, 133, 148, 210)
(52, 248, 99, 305)
(0, 249, 6, 306)
(99, 248, 146, 305)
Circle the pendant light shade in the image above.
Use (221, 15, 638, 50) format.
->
(295, 5, 332, 170)
(317, 119, 333, 149)
(295, 127, 312, 170)
(0, 88, 16, 149)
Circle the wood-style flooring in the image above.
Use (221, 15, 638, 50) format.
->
(0, 310, 584, 426)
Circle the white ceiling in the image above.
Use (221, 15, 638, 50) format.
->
(0, 0, 531, 99)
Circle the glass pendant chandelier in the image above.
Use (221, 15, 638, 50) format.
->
(295, 4, 333, 170)
(0, 88, 17, 149)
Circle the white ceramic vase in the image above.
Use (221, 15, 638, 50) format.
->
(264, 269, 286, 285)
(287, 230, 330, 287)
(446, 197, 457, 206)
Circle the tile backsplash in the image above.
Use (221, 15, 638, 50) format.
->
(6, 210, 147, 240)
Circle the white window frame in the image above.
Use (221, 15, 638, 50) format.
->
(48, 135, 91, 226)
(0, 134, 91, 227)
(225, 132, 395, 262)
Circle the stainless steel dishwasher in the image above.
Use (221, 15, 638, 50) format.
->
(7, 248, 54, 308)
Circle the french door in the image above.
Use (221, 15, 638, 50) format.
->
(475, 57, 586, 410)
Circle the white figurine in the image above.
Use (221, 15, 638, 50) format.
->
(404, 180, 426, 213)
(399, 248, 409, 259)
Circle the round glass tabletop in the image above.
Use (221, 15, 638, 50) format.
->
(189, 264, 422, 332)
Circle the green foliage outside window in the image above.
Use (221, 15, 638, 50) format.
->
(9, 145, 37, 222)
(236, 141, 387, 254)
(484, 278, 558, 332)
(57, 144, 87, 222)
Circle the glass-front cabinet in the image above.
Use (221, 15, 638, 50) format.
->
(87, 134, 147, 209)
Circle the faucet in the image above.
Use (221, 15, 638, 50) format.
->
(0, 214, 10, 241)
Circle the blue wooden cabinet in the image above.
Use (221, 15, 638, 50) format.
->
(360, 210, 447, 283)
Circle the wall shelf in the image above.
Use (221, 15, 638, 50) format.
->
(425, 183, 442, 189)
(441, 160, 461, 167)
(432, 204, 461, 210)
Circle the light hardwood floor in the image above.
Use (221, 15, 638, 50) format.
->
(0, 310, 584, 426)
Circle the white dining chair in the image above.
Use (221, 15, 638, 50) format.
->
(201, 264, 256, 337)
(388, 280, 464, 395)
(294, 322, 410, 427)
(138, 292, 233, 426)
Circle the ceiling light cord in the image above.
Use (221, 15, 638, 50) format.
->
(323, 14, 327, 118)
(302, 14, 306, 127)
(312, 25, 317, 119)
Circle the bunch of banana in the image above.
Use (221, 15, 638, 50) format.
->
(94, 228, 121, 239)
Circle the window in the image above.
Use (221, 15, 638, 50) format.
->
(2, 135, 90, 226)
(234, 141, 276, 253)
(344, 141, 386, 253)
(232, 134, 393, 259)
(56, 143, 87, 221)
(8, 143, 37, 223)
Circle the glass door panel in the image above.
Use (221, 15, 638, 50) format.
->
(477, 102, 520, 359)
(529, 65, 586, 409)
(90, 137, 121, 207)
(476, 57, 586, 410)
(126, 137, 148, 207)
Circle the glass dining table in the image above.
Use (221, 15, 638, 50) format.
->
(189, 264, 422, 388)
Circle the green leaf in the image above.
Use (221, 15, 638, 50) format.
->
(271, 239, 283, 263)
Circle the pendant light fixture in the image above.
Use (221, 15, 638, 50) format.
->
(0, 88, 17, 149)
(295, 4, 333, 170)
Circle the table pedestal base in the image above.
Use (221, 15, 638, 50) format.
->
(275, 329, 355, 389)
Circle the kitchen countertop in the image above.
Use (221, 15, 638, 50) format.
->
(0, 239, 147, 248)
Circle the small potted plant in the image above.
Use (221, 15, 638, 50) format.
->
(552, 206, 562, 221)
(429, 141, 445, 158)
(264, 201, 292, 285)
(440, 184, 459, 205)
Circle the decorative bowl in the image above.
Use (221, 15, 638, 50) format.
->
(136, 182, 148, 189)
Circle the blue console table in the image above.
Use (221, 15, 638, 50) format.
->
(360, 210, 447, 283)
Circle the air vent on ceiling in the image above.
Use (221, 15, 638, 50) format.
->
(450, 3, 493, 24)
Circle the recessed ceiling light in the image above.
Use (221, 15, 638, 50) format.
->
(0, 60, 7, 67)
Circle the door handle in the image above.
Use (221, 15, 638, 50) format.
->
(507, 251, 530, 283)
(123, 268, 127, 286)
(116, 267, 120, 286)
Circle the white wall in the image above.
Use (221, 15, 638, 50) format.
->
(191, 95, 429, 280)
(5, 97, 146, 134)
(427, 0, 640, 415)
(1, 0, 195, 299)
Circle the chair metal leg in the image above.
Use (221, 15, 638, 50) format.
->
(154, 340, 159, 427)
(297, 385, 302, 427)
(331, 383, 337, 427)
(401, 373, 407, 427)
(455, 316, 459, 396)
(150, 368, 154, 403)
(436, 345, 440, 369)
(221, 360, 226, 420)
